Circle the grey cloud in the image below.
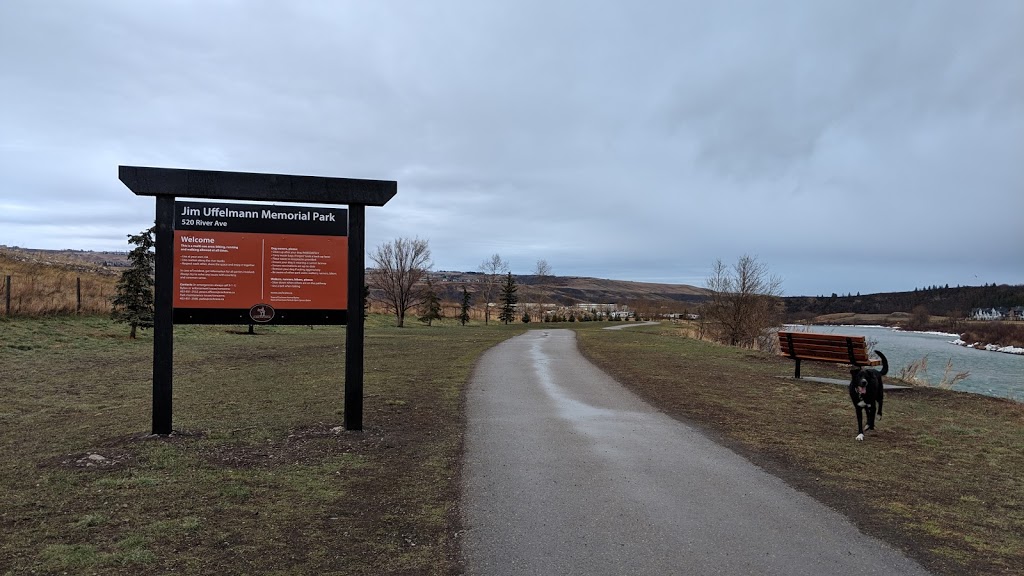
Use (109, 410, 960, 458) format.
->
(1, 0, 1021, 295)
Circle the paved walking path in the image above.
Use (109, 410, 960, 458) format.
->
(461, 329, 931, 575)
(801, 375, 912, 390)
(602, 321, 661, 330)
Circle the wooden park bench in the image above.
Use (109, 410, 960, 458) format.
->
(777, 331, 882, 379)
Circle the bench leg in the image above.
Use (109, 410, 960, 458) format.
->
(794, 359, 801, 379)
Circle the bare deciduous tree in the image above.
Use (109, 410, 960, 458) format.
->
(907, 305, 931, 331)
(369, 237, 432, 327)
(533, 259, 552, 279)
(946, 309, 965, 332)
(704, 254, 783, 348)
(477, 253, 509, 325)
(531, 259, 552, 321)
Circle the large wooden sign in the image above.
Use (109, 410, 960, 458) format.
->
(173, 201, 348, 324)
(120, 166, 396, 434)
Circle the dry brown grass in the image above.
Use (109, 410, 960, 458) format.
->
(0, 315, 523, 575)
(808, 312, 911, 325)
(960, 321, 1024, 348)
(0, 253, 117, 316)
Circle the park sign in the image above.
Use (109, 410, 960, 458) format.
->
(173, 201, 348, 325)
(120, 166, 396, 434)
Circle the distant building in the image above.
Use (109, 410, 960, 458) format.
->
(971, 307, 1009, 321)
(574, 303, 620, 313)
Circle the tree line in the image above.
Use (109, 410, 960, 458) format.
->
(368, 238, 543, 328)
(783, 284, 1024, 320)
(368, 237, 785, 352)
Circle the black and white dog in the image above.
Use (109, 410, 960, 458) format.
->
(849, 351, 888, 441)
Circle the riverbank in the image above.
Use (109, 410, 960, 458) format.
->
(957, 322, 1024, 351)
(952, 339, 1024, 355)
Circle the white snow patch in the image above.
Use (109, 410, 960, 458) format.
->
(950, 339, 1024, 355)
(897, 328, 961, 337)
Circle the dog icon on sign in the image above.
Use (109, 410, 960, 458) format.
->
(249, 303, 275, 323)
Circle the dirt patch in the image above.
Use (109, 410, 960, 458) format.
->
(202, 423, 389, 469)
(48, 450, 135, 470)
(42, 431, 209, 471)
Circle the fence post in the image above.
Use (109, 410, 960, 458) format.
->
(76, 277, 82, 315)
(4, 275, 9, 316)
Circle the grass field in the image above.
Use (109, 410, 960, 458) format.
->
(0, 315, 522, 575)
(2, 317, 1021, 575)
(575, 322, 1024, 576)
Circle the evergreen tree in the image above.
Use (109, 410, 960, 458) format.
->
(418, 278, 443, 326)
(498, 272, 518, 325)
(111, 226, 155, 339)
(459, 286, 472, 326)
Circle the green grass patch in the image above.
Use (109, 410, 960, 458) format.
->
(575, 322, 1024, 576)
(39, 543, 104, 571)
(75, 513, 110, 529)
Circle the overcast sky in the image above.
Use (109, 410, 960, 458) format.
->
(1, 1, 1021, 296)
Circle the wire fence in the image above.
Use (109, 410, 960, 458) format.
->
(1, 274, 116, 316)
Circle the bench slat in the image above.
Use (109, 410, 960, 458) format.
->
(782, 342, 872, 361)
(778, 332, 868, 343)
(782, 350, 880, 362)
(781, 336, 870, 350)
(781, 338, 869, 351)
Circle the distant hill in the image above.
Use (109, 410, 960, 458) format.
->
(0, 246, 121, 315)
(0, 245, 129, 272)
(0, 246, 709, 312)
(6, 245, 1018, 319)
(783, 284, 1024, 320)
(427, 271, 709, 308)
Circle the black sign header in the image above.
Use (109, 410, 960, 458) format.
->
(174, 201, 347, 236)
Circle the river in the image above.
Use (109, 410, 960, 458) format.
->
(790, 325, 1024, 401)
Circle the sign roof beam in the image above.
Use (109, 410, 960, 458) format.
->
(120, 166, 396, 206)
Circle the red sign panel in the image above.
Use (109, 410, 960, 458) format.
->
(173, 201, 348, 325)
(174, 231, 347, 309)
